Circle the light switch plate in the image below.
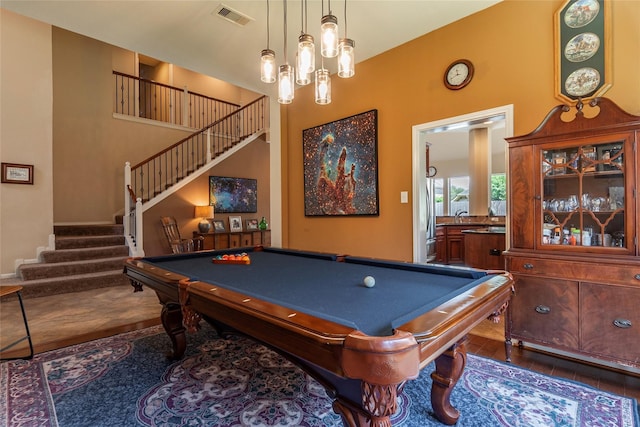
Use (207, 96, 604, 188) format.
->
(400, 191, 408, 203)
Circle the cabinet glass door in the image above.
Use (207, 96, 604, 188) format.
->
(540, 139, 627, 251)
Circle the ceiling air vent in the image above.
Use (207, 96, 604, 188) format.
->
(213, 4, 254, 27)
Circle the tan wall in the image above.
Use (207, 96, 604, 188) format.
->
(51, 27, 193, 223)
(0, 20, 266, 274)
(0, 10, 54, 274)
(281, 0, 640, 261)
(143, 137, 271, 256)
(51, 28, 263, 224)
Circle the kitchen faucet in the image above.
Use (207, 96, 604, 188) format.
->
(454, 210, 468, 223)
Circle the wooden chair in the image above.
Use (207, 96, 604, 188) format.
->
(160, 216, 204, 254)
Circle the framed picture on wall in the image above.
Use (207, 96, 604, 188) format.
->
(302, 110, 379, 216)
(554, 0, 611, 103)
(229, 216, 243, 232)
(1, 163, 34, 185)
(209, 176, 257, 213)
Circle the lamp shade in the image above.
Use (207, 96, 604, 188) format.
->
(194, 205, 214, 219)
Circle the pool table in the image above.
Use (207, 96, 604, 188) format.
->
(124, 246, 513, 426)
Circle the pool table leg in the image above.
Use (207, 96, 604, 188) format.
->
(430, 339, 467, 425)
(159, 300, 187, 360)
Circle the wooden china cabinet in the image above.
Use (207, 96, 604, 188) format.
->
(504, 98, 640, 370)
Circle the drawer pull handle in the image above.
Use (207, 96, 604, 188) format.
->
(489, 249, 501, 256)
(523, 263, 534, 269)
(635, 274, 640, 281)
(613, 318, 632, 329)
(535, 305, 551, 314)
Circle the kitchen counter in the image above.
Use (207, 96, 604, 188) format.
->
(461, 226, 506, 234)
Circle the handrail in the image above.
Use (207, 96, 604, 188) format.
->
(127, 95, 267, 204)
(112, 71, 241, 108)
(113, 71, 242, 129)
(131, 95, 267, 169)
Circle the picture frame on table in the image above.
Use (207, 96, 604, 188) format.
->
(245, 218, 259, 231)
(212, 219, 226, 232)
(1, 163, 34, 185)
(229, 216, 243, 232)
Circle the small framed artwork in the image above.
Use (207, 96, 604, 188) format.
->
(245, 218, 259, 231)
(1, 163, 34, 185)
(229, 216, 243, 232)
(212, 219, 226, 232)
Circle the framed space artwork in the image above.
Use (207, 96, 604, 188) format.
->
(302, 109, 379, 216)
(209, 176, 257, 213)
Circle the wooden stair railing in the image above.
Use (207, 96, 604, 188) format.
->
(113, 71, 242, 129)
(128, 95, 267, 204)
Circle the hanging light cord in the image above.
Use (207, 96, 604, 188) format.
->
(343, 0, 347, 37)
(266, 0, 270, 49)
(283, 0, 288, 63)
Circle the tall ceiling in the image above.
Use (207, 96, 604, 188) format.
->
(2, 0, 501, 95)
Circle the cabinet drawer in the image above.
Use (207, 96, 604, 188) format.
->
(506, 256, 640, 286)
(510, 274, 579, 348)
(581, 282, 640, 365)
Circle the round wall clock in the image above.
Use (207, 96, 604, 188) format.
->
(444, 59, 474, 90)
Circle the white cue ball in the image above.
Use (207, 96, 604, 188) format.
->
(363, 276, 375, 288)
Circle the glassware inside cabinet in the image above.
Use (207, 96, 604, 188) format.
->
(541, 141, 625, 249)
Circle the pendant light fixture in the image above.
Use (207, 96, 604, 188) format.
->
(320, 0, 338, 58)
(315, 58, 331, 104)
(278, 0, 294, 104)
(337, 0, 355, 78)
(260, 0, 276, 83)
(296, 0, 314, 85)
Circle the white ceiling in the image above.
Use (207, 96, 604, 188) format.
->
(2, 0, 502, 95)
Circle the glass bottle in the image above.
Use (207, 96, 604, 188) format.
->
(259, 217, 268, 230)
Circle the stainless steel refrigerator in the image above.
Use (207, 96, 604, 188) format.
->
(425, 174, 437, 263)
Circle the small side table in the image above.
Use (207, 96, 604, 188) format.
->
(0, 285, 34, 360)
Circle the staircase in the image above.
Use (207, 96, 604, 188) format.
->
(16, 224, 131, 299)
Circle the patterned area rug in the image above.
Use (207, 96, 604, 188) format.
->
(1, 325, 637, 427)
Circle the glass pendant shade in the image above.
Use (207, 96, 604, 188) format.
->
(338, 38, 355, 78)
(278, 64, 295, 104)
(320, 14, 338, 58)
(260, 49, 276, 83)
(295, 52, 311, 85)
(315, 69, 331, 104)
(297, 34, 315, 76)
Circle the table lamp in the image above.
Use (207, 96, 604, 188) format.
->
(194, 205, 214, 233)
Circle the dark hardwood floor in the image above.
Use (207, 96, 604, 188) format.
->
(467, 334, 640, 401)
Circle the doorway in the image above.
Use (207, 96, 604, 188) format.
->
(411, 105, 514, 263)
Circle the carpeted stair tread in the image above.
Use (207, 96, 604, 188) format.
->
(54, 224, 124, 236)
(55, 235, 125, 249)
(18, 256, 129, 281)
(40, 245, 129, 263)
(11, 223, 131, 298)
(12, 270, 130, 299)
